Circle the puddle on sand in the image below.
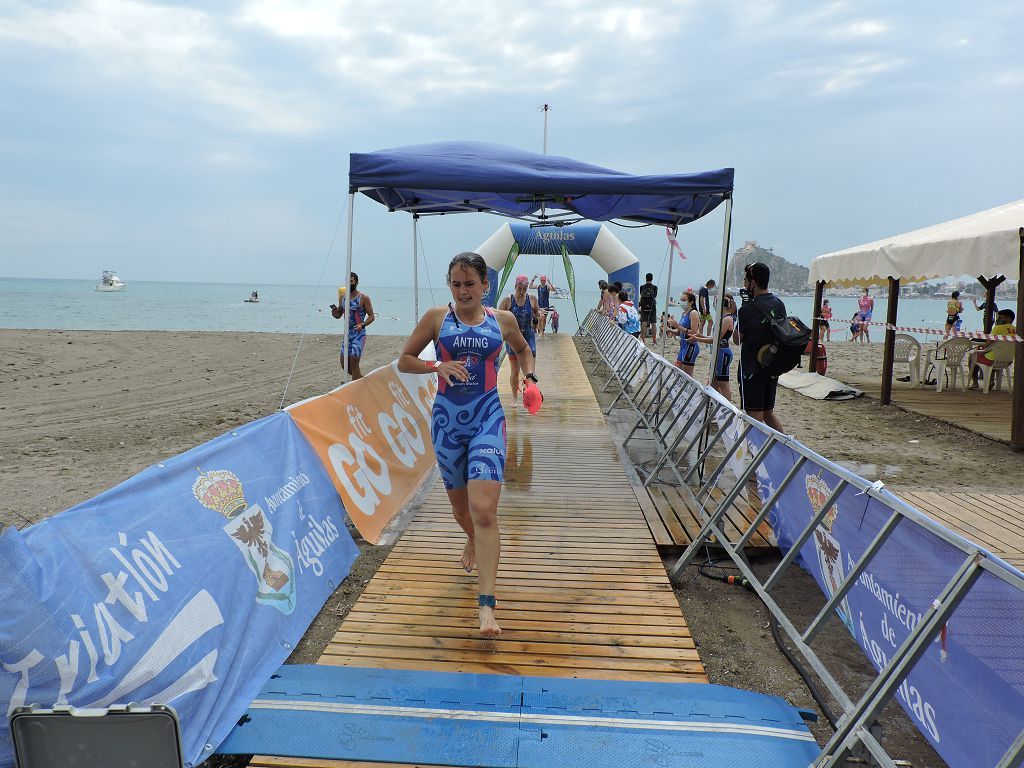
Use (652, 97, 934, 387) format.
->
(836, 461, 903, 479)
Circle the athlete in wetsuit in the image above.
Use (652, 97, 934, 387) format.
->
(398, 252, 538, 638)
(498, 275, 539, 407)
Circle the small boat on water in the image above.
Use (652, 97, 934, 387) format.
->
(95, 271, 126, 292)
(244, 290, 260, 303)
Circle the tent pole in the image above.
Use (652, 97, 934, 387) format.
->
(661, 230, 676, 358)
(880, 277, 900, 406)
(341, 192, 356, 385)
(413, 215, 420, 321)
(809, 281, 824, 374)
(707, 197, 733, 386)
(1013, 230, 1024, 450)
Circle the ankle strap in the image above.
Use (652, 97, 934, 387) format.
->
(478, 594, 497, 608)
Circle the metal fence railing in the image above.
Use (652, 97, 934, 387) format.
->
(578, 308, 1024, 768)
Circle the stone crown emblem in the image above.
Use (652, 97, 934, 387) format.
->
(193, 469, 247, 518)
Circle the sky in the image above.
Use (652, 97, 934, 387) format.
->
(1, 0, 1023, 292)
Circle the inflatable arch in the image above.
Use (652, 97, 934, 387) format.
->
(475, 221, 640, 308)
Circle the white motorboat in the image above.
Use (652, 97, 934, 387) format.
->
(95, 271, 126, 292)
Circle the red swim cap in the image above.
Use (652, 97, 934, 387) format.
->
(522, 381, 543, 415)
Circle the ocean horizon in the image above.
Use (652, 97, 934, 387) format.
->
(0, 276, 1005, 342)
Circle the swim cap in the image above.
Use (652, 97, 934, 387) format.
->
(522, 381, 543, 415)
(515, 275, 529, 285)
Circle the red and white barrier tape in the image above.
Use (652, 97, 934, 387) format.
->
(815, 318, 1020, 342)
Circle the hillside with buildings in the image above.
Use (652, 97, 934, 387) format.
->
(729, 241, 810, 294)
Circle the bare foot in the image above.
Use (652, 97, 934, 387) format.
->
(461, 538, 476, 573)
(479, 606, 501, 637)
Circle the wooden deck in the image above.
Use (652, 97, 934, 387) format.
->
(639, 482, 774, 550)
(849, 377, 1014, 443)
(252, 333, 705, 767)
(895, 489, 1024, 571)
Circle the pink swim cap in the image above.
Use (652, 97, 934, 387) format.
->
(522, 381, 543, 415)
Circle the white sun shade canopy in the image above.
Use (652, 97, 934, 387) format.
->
(809, 199, 1024, 288)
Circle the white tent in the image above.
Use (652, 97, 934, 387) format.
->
(805, 199, 1023, 450)
(809, 199, 1024, 287)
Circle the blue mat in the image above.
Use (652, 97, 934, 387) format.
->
(218, 665, 820, 767)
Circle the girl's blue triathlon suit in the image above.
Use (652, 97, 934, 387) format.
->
(342, 293, 367, 358)
(715, 316, 736, 382)
(432, 307, 506, 490)
(678, 310, 700, 366)
(505, 294, 536, 359)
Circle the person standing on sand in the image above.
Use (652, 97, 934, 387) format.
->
(398, 252, 538, 638)
(638, 273, 658, 345)
(945, 290, 964, 338)
(857, 288, 874, 344)
(819, 299, 832, 342)
(698, 280, 715, 336)
(687, 294, 738, 401)
(498, 275, 540, 407)
(735, 262, 786, 433)
(667, 292, 702, 377)
(331, 272, 375, 380)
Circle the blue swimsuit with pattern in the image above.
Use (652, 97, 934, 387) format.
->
(505, 294, 537, 359)
(678, 310, 700, 366)
(432, 307, 507, 490)
(342, 293, 366, 358)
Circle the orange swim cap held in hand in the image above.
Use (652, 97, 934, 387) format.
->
(521, 380, 543, 414)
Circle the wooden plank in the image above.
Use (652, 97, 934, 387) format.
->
(249, 333, 707, 768)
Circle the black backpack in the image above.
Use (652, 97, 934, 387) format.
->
(751, 300, 811, 376)
(638, 284, 656, 312)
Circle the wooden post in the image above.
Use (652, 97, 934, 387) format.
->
(977, 275, 1006, 334)
(1013, 230, 1024, 450)
(880, 277, 900, 406)
(808, 280, 824, 374)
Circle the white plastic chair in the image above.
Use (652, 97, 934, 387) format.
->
(977, 341, 1015, 393)
(892, 333, 922, 387)
(928, 338, 973, 392)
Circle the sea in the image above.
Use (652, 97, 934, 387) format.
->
(0, 277, 1002, 342)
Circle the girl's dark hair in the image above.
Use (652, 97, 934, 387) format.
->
(350, 272, 359, 284)
(598, 279, 608, 288)
(952, 290, 960, 299)
(447, 252, 488, 284)
(685, 292, 698, 310)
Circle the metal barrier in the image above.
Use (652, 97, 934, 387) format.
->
(578, 311, 1024, 768)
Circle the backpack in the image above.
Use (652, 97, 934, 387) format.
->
(751, 300, 811, 376)
(638, 284, 656, 313)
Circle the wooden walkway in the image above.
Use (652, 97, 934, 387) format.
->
(252, 333, 705, 768)
(639, 482, 774, 550)
(850, 377, 1014, 443)
(895, 489, 1024, 571)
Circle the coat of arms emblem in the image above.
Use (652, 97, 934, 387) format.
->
(806, 474, 855, 637)
(193, 469, 297, 615)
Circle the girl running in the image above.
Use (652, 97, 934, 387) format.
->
(498, 275, 539, 407)
(398, 252, 538, 638)
(945, 290, 964, 338)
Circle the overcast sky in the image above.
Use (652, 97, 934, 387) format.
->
(2, 1, 1022, 291)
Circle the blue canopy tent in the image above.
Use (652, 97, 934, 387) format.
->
(341, 141, 735, 379)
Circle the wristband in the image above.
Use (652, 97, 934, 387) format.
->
(525, 373, 538, 383)
(428, 360, 441, 371)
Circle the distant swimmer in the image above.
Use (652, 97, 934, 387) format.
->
(398, 252, 539, 638)
(331, 272, 375, 380)
(498, 275, 539, 407)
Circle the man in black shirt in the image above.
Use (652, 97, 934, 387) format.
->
(698, 279, 715, 335)
(735, 262, 786, 432)
(638, 272, 658, 344)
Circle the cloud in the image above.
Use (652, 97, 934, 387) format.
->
(0, 0, 320, 135)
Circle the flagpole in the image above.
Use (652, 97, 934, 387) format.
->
(661, 228, 677, 358)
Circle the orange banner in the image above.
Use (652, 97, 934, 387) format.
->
(287, 363, 438, 544)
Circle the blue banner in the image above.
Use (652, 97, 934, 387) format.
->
(750, 433, 1024, 767)
(608, 263, 640, 303)
(0, 412, 359, 768)
(508, 221, 600, 256)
